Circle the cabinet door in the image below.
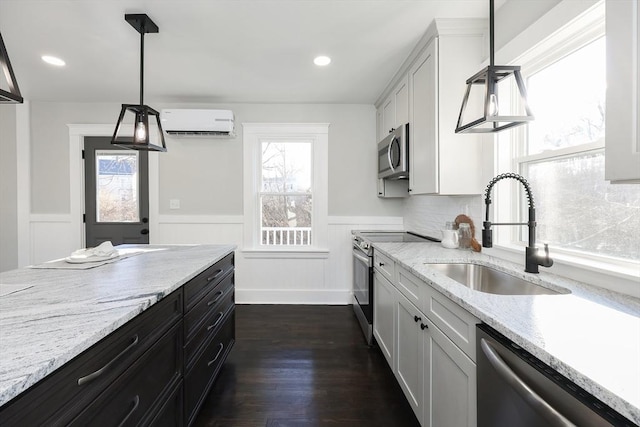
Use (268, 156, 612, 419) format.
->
(396, 293, 424, 423)
(373, 271, 396, 367)
(394, 76, 409, 127)
(376, 107, 384, 142)
(382, 95, 396, 137)
(409, 38, 439, 195)
(605, 0, 640, 183)
(423, 319, 477, 427)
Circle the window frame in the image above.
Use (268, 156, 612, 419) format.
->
(242, 123, 329, 258)
(494, 2, 640, 279)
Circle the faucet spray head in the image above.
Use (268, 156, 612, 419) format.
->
(482, 224, 493, 248)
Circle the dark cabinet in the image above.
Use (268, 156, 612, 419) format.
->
(183, 253, 236, 426)
(0, 251, 235, 427)
(0, 290, 183, 426)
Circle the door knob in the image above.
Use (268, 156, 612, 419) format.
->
(140, 229, 149, 235)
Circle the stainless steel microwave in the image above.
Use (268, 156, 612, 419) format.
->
(378, 123, 409, 179)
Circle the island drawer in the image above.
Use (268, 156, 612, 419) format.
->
(0, 290, 183, 426)
(184, 272, 234, 342)
(185, 286, 235, 367)
(184, 252, 234, 310)
(184, 308, 235, 426)
(69, 322, 183, 426)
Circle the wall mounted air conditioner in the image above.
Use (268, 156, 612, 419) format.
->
(160, 109, 235, 137)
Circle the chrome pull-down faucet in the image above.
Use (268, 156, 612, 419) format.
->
(482, 173, 553, 273)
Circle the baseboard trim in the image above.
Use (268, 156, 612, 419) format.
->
(235, 289, 351, 305)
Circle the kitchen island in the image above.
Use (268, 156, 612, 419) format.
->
(0, 244, 236, 426)
(372, 240, 640, 425)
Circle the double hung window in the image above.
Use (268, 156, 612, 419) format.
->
(243, 123, 328, 255)
(498, 13, 639, 266)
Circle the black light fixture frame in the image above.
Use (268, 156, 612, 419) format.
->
(0, 32, 23, 104)
(455, 0, 534, 133)
(112, 13, 167, 152)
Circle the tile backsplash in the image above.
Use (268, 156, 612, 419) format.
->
(403, 194, 483, 240)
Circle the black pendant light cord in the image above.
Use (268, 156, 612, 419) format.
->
(139, 27, 145, 106)
(489, 0, 494, 67)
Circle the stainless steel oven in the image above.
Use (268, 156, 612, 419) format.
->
(352, 231, 439, 345)
(352, 239, 373, 345)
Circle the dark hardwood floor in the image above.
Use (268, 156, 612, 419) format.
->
(193, 304, 421, 427)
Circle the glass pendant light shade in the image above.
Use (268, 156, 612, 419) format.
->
(455, 0, 534, 134)
(112, 104, 167, 151)
(455, 65, 533, 133)
(111, 14, 167, 152)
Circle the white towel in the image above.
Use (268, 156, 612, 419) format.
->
(66, 241, 117, 263)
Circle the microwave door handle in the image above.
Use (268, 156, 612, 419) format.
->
(480, 339, 575, 427)
(387, 136, 397, 173)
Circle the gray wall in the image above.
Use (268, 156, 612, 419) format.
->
(29, 102, 402, 217)
(0, 105, 18, 271)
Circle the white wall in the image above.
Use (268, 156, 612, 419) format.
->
(18, 101, 404, 303)
(0, 105, 18, 271)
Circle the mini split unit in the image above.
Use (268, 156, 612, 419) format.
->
(160, 109, 235, 137)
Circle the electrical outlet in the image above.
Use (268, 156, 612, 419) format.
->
(169, 199, 180, 209)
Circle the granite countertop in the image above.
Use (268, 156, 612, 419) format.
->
(372, 241, 640, 424)
(0, 244, 235, 407)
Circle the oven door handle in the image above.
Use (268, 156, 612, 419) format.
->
(480, 338, 575, 427)
(352, 248, 371, 266)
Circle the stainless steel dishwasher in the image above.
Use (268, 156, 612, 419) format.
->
(477, 324, 637, 427)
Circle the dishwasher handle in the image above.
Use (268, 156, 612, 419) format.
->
(480, 338, 576, 427)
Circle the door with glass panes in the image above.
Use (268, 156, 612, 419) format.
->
(83, 136, 149, 247)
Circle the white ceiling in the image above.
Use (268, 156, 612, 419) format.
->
(0, 0, 493, 104)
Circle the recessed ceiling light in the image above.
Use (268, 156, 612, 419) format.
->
(41, 55, 66, 66)
(313, 56, 331, 66)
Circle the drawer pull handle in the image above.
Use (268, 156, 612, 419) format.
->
(117, 395, 140, 427)
(414, 315, 422, 323)
(207, 343, 225, 367)
(206, 269, 224, 282)
(378, 262, 384, 267)
(77, 335, 139, 386)
(207, 312, 224, 331)
(420, 323, 428, 330)
(207, 291, 224, 307)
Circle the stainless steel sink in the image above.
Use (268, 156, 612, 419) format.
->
(425, 263, 570, 296)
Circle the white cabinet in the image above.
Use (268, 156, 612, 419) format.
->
(373, 270, 396, 367)
(375, 20, 486, 195)
(408, 28, 485, 195)
(373, 250, 479, 427)
(377, 76, 410, 142)
(377, 178, 409, 198)
(396, 293, 425, 419)
(423, 318, 477, 427)
(408, 39, 439, 195)
(605, 0, 640, 183)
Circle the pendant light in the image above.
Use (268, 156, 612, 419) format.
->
(111, 13, 167, 152)
(455, 0, 534, 133)
(0, 32, 23, 104)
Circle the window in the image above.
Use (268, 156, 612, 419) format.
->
(243, 123, 328, 256)
(498, 12, 640, 266)
(260, 141, 312, 245)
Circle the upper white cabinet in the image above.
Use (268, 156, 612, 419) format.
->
(378, 76, 410, 141)
(375, 20, 486, 195)
(605, 0, 640, 183)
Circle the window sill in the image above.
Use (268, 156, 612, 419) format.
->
(242, 248, 330, 259)
(486, 243, 640, 297)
